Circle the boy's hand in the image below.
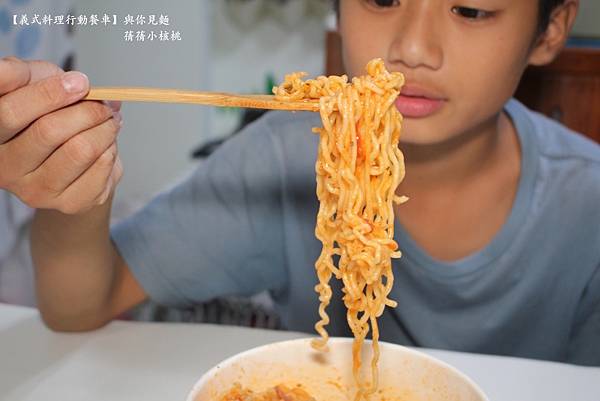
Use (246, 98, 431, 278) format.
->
(0, 56, 123, 215)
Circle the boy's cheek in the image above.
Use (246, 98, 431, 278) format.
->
(338, 24, 390, 78)
(340, 42, 371, 78)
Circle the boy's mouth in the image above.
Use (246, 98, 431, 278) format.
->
(395, 85, 445, 118)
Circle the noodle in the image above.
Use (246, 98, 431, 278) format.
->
(274, 59, 407, 401)
(220, 383, 315, 401)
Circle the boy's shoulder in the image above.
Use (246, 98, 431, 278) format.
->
(259, 110, 322, 136)
(242, 111, 321, 156)
(225, 110, 320, 171)
(508, 99, 600, 165)
(221, 110, 320, 157)
(508, 100, 600, 215)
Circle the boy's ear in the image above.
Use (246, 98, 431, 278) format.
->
(528, 0, 579, 66)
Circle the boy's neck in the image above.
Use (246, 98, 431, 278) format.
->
(398, 112, 518, 194)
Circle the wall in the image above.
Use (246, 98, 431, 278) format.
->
(74, 0, 213, 213)
(210, 0, 328, 137)
(572, 0, 600, 38)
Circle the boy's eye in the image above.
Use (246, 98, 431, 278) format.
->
(365, 0, 401, 9)
(451, 6, 492, 20)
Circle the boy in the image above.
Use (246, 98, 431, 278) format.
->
(1, 0, 597, 365)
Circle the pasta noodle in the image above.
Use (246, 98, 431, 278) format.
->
(274, 59, 407, 401)
(220, 383, 315, 401)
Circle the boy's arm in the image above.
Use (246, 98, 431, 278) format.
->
(0, 57, 140, 330)
(31, 198, 147, 332)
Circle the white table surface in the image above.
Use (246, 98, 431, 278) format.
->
(1, 303, 599, 401)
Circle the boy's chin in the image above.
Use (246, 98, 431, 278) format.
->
(398, 120, 453, 146)
(399, 137, 447, 147)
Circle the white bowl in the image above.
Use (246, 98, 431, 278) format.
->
(187, 337, 489, 401)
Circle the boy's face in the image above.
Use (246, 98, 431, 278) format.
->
(338, 0, 541, 145)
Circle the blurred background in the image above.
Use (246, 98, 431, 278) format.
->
(0, 0, 599, 323)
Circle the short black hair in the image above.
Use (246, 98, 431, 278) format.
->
(331, 0, 566, 34)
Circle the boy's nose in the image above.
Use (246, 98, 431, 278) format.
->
(388, 4, 443, 71)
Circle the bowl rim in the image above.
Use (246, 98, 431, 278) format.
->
(187, 337, 490, 401)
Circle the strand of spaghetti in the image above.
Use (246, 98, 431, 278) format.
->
(274, 58, 406, 401)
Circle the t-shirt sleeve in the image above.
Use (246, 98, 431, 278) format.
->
(110, 118, 288, 307)
(567, 263, 600, 366)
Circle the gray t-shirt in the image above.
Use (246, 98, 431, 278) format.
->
(112, 99, 600, 366)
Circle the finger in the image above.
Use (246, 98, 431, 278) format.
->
(3, 101, 118, 177)
(95, 154, 123, 205)
(0, 57, 63, 96)
(27, 60, 65, 83)
(104, 100, 122, 112)
(23, 115, 122, 195)
(0, 57, 32, 96)
(0, 70, 89, 143)
(53, 143, 119, 215)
